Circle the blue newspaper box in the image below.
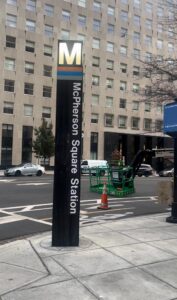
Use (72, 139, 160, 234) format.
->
(164, 102, 177, 137)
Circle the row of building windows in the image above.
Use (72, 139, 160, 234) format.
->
(3, 102, 52, 118)
(91, 113, 162, 131)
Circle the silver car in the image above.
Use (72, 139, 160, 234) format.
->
(4, 163, 45, 177)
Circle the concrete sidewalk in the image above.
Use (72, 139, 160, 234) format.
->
(1, 213, 177, 299)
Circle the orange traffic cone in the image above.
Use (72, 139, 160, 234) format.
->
(98, 183, 109, 210)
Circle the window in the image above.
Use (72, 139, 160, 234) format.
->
(77, 34, 85, 41)
(43, 65, 52, 77)
(92, 38, 100, 49)
(24, 104, 33, 116)
(144, 118, 152, 131)
(4, 58, 15, 71)
(133, 83, 139, 93)
(106, 78, 113, 88)
(118, 116, 127, 128)
(157, 39, 163, 49)
(145, 35, 152, 46)
(26, 0, 36, 11)
(42, 107, 51, 118)
(145, 2, 152, 14)
(157, 7, 163, 17)
(131, 117, 140, 129)
(44, 24, 53, 37)
(121, 0, 128, 3)
(145, 19, 152, 30)
(92, 94, 99, 105)
(92, 56, 100, 67)
(26, 19, 36, 32)
(156, 103, 162, 113)
(4, 79, 15, 92)
(120, 81, 127, 91)
(25, 61, 34, 74)
(108, 6, 115, 17)
(132, 101, 139, 110)
(93, 19, 101, 31)
(43, 86, 52, 97)
(133, 66, 140, 76)
(104, 114, 114, 127)
(107, 42, 114, 52)
(121, 10, 128, 22)
(133, 48, 140, 59)
(157, 23, 163, 33)
(78, 0, 86, 7)
(91, 113, 99, 123)
(106, 60, 114, 70)
(44, 45, 52, 56)
(25, 40, 35, 52)
(92, 75, 99, 86)
(3, 102, 14, 114)
(145, 102, 151, 112)
(1, 124, 13, 166)
(168, 27, 174, 37)
(120, 98, 126, 109)
(120, 27, 128, 38)
(90, 132, 98, 159)
(44, 4, 54, 16)
(133, 32, 140, 43)
(145, 52, 152, 62)
(6, 36, 16, 48)
(120, 45, 127, 56)
(62, 10, 70, 22)
(93, 1, 101, 12)
(168, 42, 174, 53)
(108, 24, 114, 33)
(134, 0, 140, 9)
(106, 97, 113, 107)
(7, 0, 17, 5)
(120, 63, 127, 73)
(78, 15, 86, 27)
(24, 83, 34, 95)
(61, 30, 70, 40)
(134, 15, 140, 27)
(155, 120, 162, 132)
(6, 14, 17, 27)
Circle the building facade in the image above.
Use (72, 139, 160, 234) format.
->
(0, 0, 173, 168)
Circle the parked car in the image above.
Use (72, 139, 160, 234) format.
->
(159, 167, 174, 177)
(137, 164, 154, 177)
(4, 163, 45, 177)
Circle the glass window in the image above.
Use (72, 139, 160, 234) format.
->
(61, 30, 70, 40)
(118, 116, 127, 128)
(134, 0, 140, 9)
(44, 4, 54, 16)
(42, 107, 51, 118)
(168, 27, 174, 37)
(43, 86, 52, 97)
(131, 117, 140, 129)
(6, 14, 17, 27)
(133, 32, 140, 43)
(25, 61, 34, 74)
(119, 98, 126, 109)
(77, 34, 85, 41)
(92, 75, 99, 86)
(24, 104, 33, 116)
(157, 23, 163, 33)
(104, 114, 114, 127)
(26, 0, 36, 12)
(91, 113, 99, 123)
(78, 0, 86, 7)
(4, 58, 15, 71)
(120, 81, 127, 91)
(134, 15, 140, 27)
(108, 6, 115, 16)
(133, 48, 140, 59)
(6, 36, 16, 48)
(156, 103, 162, 113)
(1, 124, 13, 166)
(4, 79, 15, 92)
(25, 40, 35, 52)
(78, 15, 86, 27)
(120, 27, 128, 38)
(120, 10, 128, 22)
(120, 45, 127, 56)
(157, 39, 163, 49)
(24, 83, 34, 95)
(93, 19, 101, 31)
(107, 42, 114, 52)
(106, 59, 114, 70)
(157, 6, 163, 17)
(145, 52, 152, 62)
(144, 118, 152, 131)
(106, 78, 113, 88)
(3, 102, 14, 114)
(106, 97, 113, 107)
(44, 24, 53, 37)
(168, 42, 174, 52)
(133, 66, 140, 76)
(145, 35, 152, 46)
(145, 102, 151, 112)
(93, 1, 101, 12)
(155, 120, 162, 131)
(62, 10, 70, 21)
(133, 83, 139, 92)
(26, 19, 36, 32)
(132, 101, 139, 110)
(108, 23, 114, 33)
(92, 56, 100, 67)
(92, 38, 100, 49)
(44, 45, 52, 56)
(120, 63, 127, 73)
(121, 0, 128, 3)
(92, 94, 99, 105)
(43, 65, 52, 77)
(145, 2, 152, 14)
(7, 0, 17, 5)
(145, 19, 152, 30)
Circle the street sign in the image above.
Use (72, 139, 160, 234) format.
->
(164, 102, 177, 137)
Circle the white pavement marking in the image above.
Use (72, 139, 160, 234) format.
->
(0, 179, 15, 183)
(0, 215, 27, 224)
(17, 183, 50, 186)
(87, 204, 124, 210)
